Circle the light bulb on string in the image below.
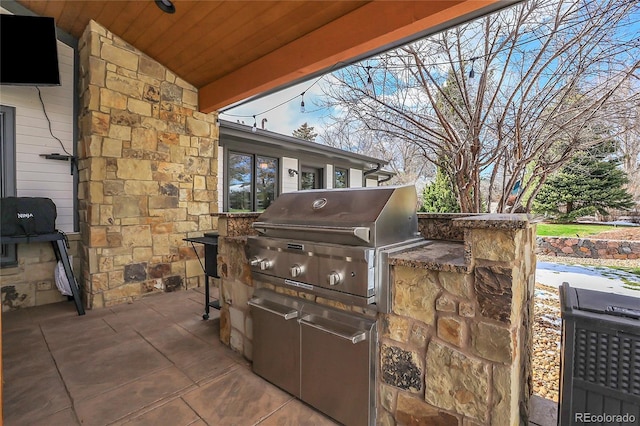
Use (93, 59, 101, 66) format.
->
(252, 115, 257, 133)
(469, 57, 477, 79)
(366, 66, 374, 93)
(300, 92, 306, 113)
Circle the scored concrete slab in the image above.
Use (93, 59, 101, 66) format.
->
(120, 397, 201, 426)
(2, 288, 559, 426)
(183, 367, 292, 425)
(74, 366, 195, 426)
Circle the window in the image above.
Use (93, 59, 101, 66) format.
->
(334, 167, 348, 188)
(300, 166, 322, 190)
(227, 152, 278, 212)
(1, 105, 17, 267)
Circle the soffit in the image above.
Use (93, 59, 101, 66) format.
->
(15, 0, 519, 112)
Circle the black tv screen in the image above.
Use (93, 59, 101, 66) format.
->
(0, 14, 61, 86)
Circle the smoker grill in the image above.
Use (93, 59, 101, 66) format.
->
(247, 185, 428, 426)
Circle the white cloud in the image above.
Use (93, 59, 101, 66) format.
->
(220, 78, 331, 137)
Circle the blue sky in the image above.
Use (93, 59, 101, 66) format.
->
(219, 77, 331, 137)
(220, 1, 640, 141)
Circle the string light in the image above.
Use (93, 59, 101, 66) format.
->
(220, 5, 640, 122)
(219, 62, 346, 122)
(366, 66, 374, 93)
(252, 115, 257, 133)
(469, 57, 477, 79)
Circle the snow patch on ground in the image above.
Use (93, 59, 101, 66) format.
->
(535, 261, 640, 298)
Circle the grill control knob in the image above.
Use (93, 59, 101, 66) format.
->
(290, 264, 303, 278)
(327, 271, 342, 286)
(259, 260, 273, 271)
(249, 257, 261, 267)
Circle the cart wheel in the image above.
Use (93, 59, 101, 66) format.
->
(202, 313, 209, 320)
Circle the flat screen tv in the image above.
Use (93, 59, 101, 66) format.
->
(0, 14, 61, 86)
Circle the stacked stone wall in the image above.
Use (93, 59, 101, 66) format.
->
(77, 21, 219, 308)
(379, 219, 536, 425)
(536, 236, 640, 259)
(1, 234, 81, 311)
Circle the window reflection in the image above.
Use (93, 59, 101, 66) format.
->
(228, 153, 253, 211)
(227, 152, 278, 212)
(256, 156, 277, 211)
(334, 167, 348, 188)
(301, 166, 321, 190)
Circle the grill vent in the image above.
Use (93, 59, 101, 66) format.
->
(574, 327, 640, 395)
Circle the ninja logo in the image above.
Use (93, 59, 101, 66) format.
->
(17, 212, 34, 219)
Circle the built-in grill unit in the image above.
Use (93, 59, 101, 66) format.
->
(247, 185, 426, 312)
(247, 185, 428, 426)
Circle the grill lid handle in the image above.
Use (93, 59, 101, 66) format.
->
(248, 298, 299, 320)
(300, 316, 367, 344)
(252, 222, 370, 243)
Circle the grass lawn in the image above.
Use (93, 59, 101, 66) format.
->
(536, 223, 618, 237)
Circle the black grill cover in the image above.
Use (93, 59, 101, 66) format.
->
(1, 197, 57, 236)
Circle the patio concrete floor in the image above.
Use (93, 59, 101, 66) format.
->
(2, 287, 558, 425)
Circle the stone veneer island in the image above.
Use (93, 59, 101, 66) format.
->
(213, 212, 537, 425)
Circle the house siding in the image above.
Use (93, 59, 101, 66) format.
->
(349, 168, 363, 188)
(217, 145, 224, 212)
(326, 164, 334, 189)
(281, 157, 298, 193)
(0, 37, 75, 232)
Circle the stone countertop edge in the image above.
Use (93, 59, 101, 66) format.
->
(389, 241, 469, 273)
(452, 213, 541, 230)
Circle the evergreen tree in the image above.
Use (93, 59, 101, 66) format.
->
(420, 167, 460, 213)
(292, 123, 318, 141)
(533, 143, 634, 222)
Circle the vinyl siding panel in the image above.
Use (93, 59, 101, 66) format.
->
(281, 157, 298, 193)
(349, 168, 363, 188)
(0, 39, 75, 232)
(325, 164, 334, 189)
(217, 146, 224, 212)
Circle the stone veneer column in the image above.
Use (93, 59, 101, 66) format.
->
(380, 214, 536, 425)
(214, 213, 260, 359)
(77, 21, 218, 308)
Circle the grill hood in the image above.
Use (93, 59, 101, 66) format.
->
(252, 185, 419, 247)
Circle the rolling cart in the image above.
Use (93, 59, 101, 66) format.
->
(183, 232, 220, 319)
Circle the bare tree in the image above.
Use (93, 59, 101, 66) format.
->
(610, 79, 640, 200)
(318, 117, 434, 186)
(320, 0, 640, 212)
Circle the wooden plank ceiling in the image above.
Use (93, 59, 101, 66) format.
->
(15, 0, 515, 113)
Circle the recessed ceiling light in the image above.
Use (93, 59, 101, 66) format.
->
(155, 0, 176, 14)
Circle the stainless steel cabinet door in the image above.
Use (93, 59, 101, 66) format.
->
(249, 292, 301, 397)
(299, 311, 376, 426)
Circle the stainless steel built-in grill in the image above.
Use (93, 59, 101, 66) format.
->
(248, 185, 426, 311)
(247, 185, 428, 426)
